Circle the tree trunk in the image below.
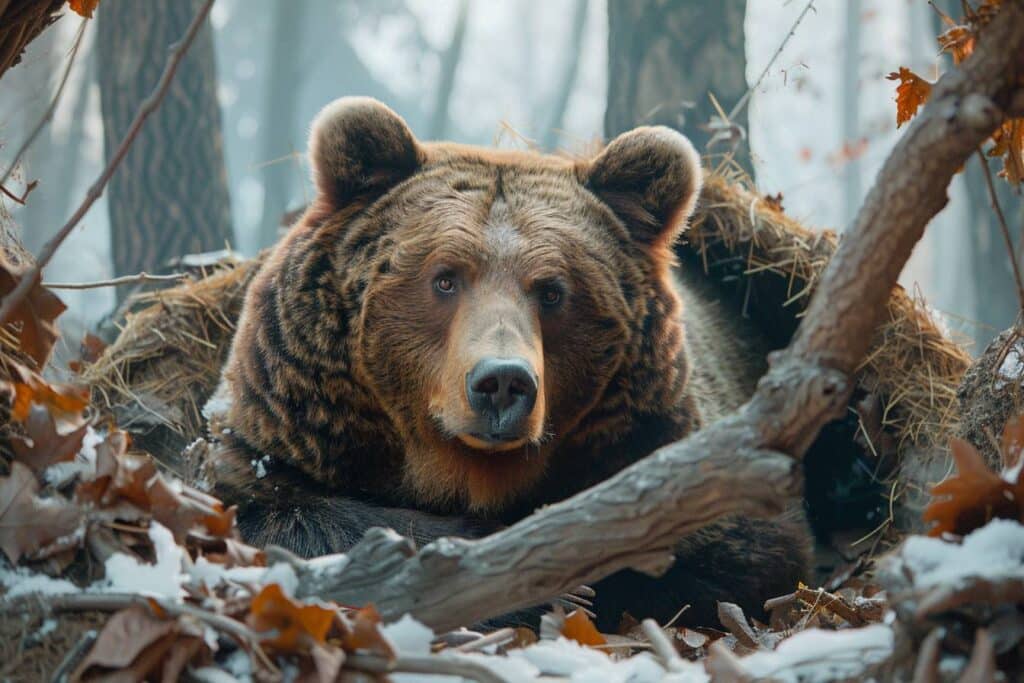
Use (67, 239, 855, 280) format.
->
(428, 0, 470, 141)
(605, 0, 750, 171)
(541, 0, 589, 151)
(97, 0, 233, 299)
(257, 1, 306, 248)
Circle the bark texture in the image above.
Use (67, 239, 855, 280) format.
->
(97, 0, 233, 297)
(0, 0, 64, 84)
(605, 0, 749, 169)
(276, 1, 1024, 633)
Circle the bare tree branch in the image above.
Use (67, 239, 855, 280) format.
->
(0, 0, 215, 327)
(0, 18, 87, 188)
(44, 271, 186, 290)
(975, 148, 1024, 313)
(277, 1, 1024, 633)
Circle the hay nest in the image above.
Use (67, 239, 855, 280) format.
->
(82, 259, 261, 471)
(83, 172, 972, 536)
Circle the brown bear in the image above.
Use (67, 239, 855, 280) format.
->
(206, 96, 812, 630)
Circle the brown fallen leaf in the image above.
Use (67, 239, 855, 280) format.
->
(11, 403, 88, 475)
(248, 583, 336, 652)
(71, 604, 193, 683)
(0, 461, 82, 563)
(988, 118, 1024, 185)
(0, 255, 66, 367)
(342, 605, 395, 657)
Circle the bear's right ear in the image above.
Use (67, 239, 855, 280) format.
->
(308, 97, 422, 211)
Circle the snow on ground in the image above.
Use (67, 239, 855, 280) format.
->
(886, 518, 1024, 590)
(733, 624, 894, 683)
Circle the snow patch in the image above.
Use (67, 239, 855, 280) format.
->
(736, 624, 893, 683)
(98, 522, 186, 599)
(202, 383, 233, 421)
(260, 562, 298, 595)
(0, 568, 78, 598)
(997, 341, 1024, 390)
(893, 518, 1024, 590)
(382, 613, 434, 655)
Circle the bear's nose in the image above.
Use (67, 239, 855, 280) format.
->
(465, 357, 538, 439)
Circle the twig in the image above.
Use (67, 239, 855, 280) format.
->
(453, 627, 516, 653)
(0, 591, 279, 674)
(44, 271, 187, 290)
(0, 180, 37, 205)
(0, 20, 88, 189)
(794, 586, 864, 626)
(640, 619, 686, 672)
(347, 652, 510, 683)
(49, 628, 97, 683)
(975, 148, 1024, 312)
(727, 0, 816, 122)
(0, 0, 215, 328)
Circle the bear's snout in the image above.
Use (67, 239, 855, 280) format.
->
(465, 357, 538, 444)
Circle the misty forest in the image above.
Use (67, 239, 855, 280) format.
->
(0, 1, 1023, 681)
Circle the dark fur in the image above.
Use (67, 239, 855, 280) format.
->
(208, 97, 812, 629)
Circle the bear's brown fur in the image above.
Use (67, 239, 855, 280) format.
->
(206, 97, 812, 629)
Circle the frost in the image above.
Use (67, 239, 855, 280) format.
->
(251, 454, 270, 479)
(260, 562, 298, 595)
(996, 341, 1024, 390)
(201, 383, 233, 421)
(382, 613, 434, 655)
(79, 427, 103, 466)
(736, 624, 893, 683)
(36, 617, 58, 636)
(189, 556, 265, 589)
(97, 522, 186, 599)
(0, 567, 78, 598)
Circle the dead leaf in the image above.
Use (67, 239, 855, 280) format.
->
(938, 25, 976, 63)
(11, 403, 88, 474)
(923, 437, 1024, 537)
(342, 605, 395, 656)
(248, 583, 336, 652)
(887, 67, 933, 128)
(68, 0, 100, 19)
(0, 255, 66, 367)
(9, 369, 89, 429)
(71, 604, 180, 682)
(988, 118, 1024, 185)
(561, 609, 607, 647)
(0, 461, 82, 562)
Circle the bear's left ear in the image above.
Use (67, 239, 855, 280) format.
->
(308, 97, 423, 211)
(582, 126, 703, 247)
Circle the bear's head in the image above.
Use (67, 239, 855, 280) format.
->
(304, 97, 702, 511)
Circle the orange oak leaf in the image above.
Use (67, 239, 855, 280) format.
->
(0, 462, 83, 562)
(248, 583, 336, 652)
(10, 374, 89, 428)
(68, 0, 100, 19)
(561, 609, 607, 647)
(886, 67, 933, 129)
(924, 437, 1024, 538)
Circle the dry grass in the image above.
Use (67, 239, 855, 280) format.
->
(688, 173, 971, 453)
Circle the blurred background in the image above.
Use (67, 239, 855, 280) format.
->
(0, 0, 1020, 356)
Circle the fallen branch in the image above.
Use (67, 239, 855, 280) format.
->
(0, 0, 214, 327)
(273, 1, 1024, 633)
(44, 271, 186, 290)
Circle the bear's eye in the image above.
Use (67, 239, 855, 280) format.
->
(434, 274, 457, 295)
(539, 284, 563, 308)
